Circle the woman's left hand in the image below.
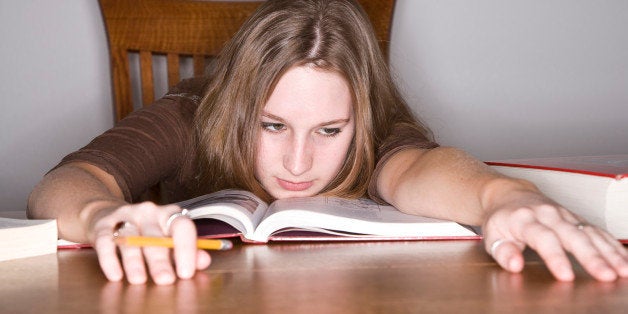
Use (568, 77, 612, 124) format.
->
(378, 147, 628, 281)
(481, 188, 628, 281)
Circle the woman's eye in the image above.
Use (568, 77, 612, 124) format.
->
(261, 122, 285, 132)
(318, 127, 341, 137)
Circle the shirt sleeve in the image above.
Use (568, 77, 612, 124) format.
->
(367, 122, 439, 204)
(52, 77, 206, 202)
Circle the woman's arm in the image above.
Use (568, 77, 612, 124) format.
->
(377, 146, 628, 281)
(27, 162, 210, 285)
(28, 162, 126, 242)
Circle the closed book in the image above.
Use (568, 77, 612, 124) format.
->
(487, 155, 628, 241)
(0, 218, 58, 262)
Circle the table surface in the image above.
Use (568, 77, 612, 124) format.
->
(1, 238, 627, 314)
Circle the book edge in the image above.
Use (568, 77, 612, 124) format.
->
(486, 161, 627, 180)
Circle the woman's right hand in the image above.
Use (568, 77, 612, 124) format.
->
(28, 163, 210, 285)
(87, 201, 212, 285)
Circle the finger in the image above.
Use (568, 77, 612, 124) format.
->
(196, 250, 212, 270)
(141, 215, 178, 285)
(538, 206, 626, 280)
(170, 217, 199, 279)
(116, 223, 149, 284)
(575, 226, 628, 280)
(89, 205, 138, 282)
(506, 206, 578, 281)
(488, 239, 525, 273)
(93, 228, 124, 282)
(598, 231, 628, 275)
(599, 231, 628, 259)
(484, 207, 547, 274)
(142, 245, 176, 285)
(519, 221, 575, 281)
(545, 220, 620, 281)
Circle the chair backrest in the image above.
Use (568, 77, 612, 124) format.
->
(99, 0, 396, 122)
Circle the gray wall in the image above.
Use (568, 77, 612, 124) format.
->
(1, 0, 627, 211)
(390, 0, 628, 159)
(0, 1, 112, 211)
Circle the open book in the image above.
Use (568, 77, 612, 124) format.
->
(487, 155, 628, 242)
(178, 190, 479, 243)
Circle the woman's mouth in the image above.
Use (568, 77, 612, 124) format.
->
(276, 178, 314, 191)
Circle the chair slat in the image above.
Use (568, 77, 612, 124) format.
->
(139, 50, 154, 106)
(193, 55, 205, 77)
(167, 53, 180, 88)
(111, 49, 133, 120)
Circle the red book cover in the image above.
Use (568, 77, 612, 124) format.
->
(486, 155, 628, 180)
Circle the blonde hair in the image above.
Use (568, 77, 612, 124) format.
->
(194, 0, 429, 201)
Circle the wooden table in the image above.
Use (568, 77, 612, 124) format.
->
(1, 239, 627, 313)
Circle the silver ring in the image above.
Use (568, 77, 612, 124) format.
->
(489, 239, 508, 256)
(165, 208, 189, 233)
(575, 222, 588, 231)
(113, 221, 131, 238)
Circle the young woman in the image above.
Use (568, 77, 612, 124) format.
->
(28, 0, 627, 285)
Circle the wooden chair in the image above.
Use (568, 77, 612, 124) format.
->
(99, 0, 396, 122)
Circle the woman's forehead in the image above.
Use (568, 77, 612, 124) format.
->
(263, 65, 353, 117)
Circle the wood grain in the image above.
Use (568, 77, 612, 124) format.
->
(2, 240, 627, 313)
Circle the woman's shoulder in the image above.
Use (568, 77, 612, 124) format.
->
(163, 76, 209, 104)
(123, 76, 209, 126)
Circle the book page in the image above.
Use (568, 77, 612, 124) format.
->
(177, 189, 269, 235)
(266, 197, 382, 220)
(251, 197, 476, 242)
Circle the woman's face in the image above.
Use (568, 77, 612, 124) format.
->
(255, 65, 355, 199)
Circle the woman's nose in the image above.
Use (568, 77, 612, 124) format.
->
(283, 135, 313, 176)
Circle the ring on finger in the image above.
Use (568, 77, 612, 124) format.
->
(113, 221, 132, 238)
(489, 239, 508, 256)
(575, 222, 588, 231)
(165, 208, 190, 234)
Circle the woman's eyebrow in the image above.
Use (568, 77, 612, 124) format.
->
(320, 118, 350, 126)
(261, 112, 350, 126)
(261, 112, 285, 122)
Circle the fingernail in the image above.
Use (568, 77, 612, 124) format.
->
(128, 274, 147, 285)
(599, 271, 617, 282)
(507, 256, 524, 272)
(178, 267, 194, 279)
(558, 272, 575, 282)
(155, 272, 175, 285)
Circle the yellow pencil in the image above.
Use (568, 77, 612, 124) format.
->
(114, 236, 233, 250)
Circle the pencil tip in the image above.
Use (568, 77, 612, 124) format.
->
(221, 239, 233, 250)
